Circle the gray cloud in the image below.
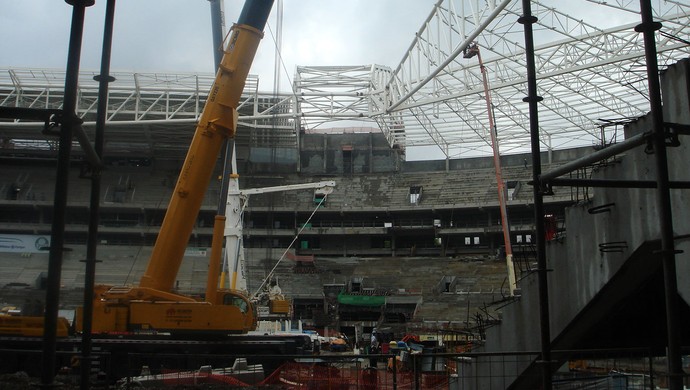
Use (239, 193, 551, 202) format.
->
(1, 0, 434, 92)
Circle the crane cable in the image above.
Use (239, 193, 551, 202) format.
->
(266, 1, 299, 99)
(250, 194, 327, 299)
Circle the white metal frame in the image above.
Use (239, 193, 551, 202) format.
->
(1, 0, 689, 159)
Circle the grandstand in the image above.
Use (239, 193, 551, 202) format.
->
(0, 125, 585, 336)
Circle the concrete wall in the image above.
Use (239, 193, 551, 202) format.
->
(0, 245, 212, 306)
(474, 58, 690, 389)
(247, 147, 299, 173)
(299, 131, 591, 176)
(300, 133, 401, 174)
(662, 58, 690, 304)
(404, 147, 592, 173)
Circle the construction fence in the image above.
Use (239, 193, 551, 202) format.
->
(109, 348, 683, 389)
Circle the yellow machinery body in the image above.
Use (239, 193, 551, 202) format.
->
(269, 299, 291, 315)
(139, 22, 264, 293)
(76, 287, 256, 335)
(0, 315, 70, 338)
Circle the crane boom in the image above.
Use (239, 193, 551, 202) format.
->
(31, 0, 277, 338)
(464, 43, 517, 295)
(225, 179, 335, 292)
(139, 0, 274, 292)
(80, 0, 275, 335)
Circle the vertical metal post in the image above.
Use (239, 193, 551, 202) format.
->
(392, 356, 397, 390)
(414, 353, 420, 390)
(636, 1, 683, 389)
(648, 351, 655, 390)
(80, 1, 116, 388)
(41, 0, 91, 386)
(519, 1, 552, 389)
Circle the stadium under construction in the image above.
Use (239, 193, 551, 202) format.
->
(1, 0, 690, 389)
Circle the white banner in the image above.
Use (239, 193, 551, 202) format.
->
(184, 248, 207, 257)
(0, 234, 51, 253)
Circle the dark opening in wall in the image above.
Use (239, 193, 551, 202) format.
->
(342, 148, 353, 174)
(409, 186, 422, 205)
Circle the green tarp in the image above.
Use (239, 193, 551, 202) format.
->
(337, 293, 385, 307)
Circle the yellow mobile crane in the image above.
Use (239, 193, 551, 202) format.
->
(75, 0, 274, 336)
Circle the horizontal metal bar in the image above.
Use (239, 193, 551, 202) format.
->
(548, 178, 690, 189)
(0, 107, 61, 121)
(667, 122, 690, 135)
(540, 132, 649, 183)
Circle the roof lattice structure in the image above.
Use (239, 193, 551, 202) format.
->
(295, 0, 690, 158)
(1, 0, 689, 160)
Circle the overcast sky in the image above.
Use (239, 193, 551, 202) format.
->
(0, 0, 435, 92)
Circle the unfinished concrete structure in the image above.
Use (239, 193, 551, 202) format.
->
(0, 122, 581, 336)
(471, 57, 690, 390)
(1, 0, 690, 387)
